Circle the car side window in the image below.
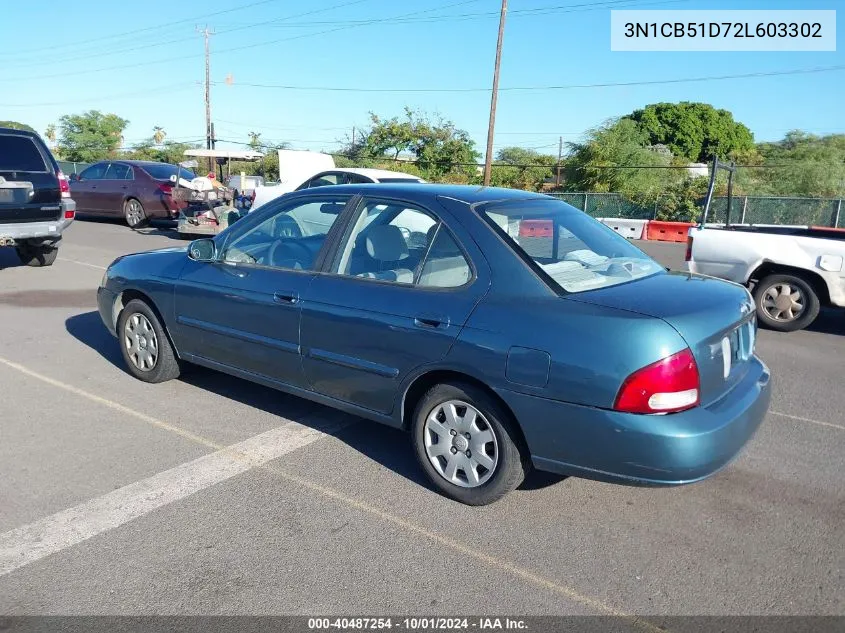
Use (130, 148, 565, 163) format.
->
(219, 196, 350, 271)
(105, 164, 132, 180)
(333, 200, 471, 288)
(79, 163, 108, 180)
(308, 172, 344, 188)
(345, 173, 372, 184)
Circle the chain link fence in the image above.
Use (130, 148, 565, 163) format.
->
(57, 160, 93, 175)
(549, 192, 844, 227)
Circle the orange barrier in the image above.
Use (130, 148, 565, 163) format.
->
(810, 226, 845, 232)
(646, 221, 694, 243)
(519, 219, 553, 238)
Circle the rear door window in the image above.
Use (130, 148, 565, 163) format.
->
(80, 163, 108, 180)
(0, 135, 48, 172)
(105, 164, 133, 180)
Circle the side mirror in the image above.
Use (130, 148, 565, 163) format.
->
(188, 238, 216, 262)
(169, 174, 178, 184)
(69, 173, 79, 182)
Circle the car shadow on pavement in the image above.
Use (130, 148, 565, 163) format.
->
(66, 311, 125, 369)
(0, 247, 23, 269)
(75, 215, 184, 240)
(65, 309, 566, 495)
(806, 307, 845, 336)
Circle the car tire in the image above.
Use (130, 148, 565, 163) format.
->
(117, 299, 181, 383)
(15, 243, 58, 267)
(411, 382, 526, 506)
(753, 273, 820, 332)
(124, 198, 148, 229)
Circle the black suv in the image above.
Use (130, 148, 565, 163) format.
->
(0, 127, 75, 266)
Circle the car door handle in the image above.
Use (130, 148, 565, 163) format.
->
(273, 292, 299, 305)
(414, 315, 449, 329)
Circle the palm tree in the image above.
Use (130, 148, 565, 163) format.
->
(153, 126, 166, 145)
(44, 124, 56, 147)
(248, 131, 262, 151)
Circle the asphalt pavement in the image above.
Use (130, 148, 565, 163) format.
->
(0, 218, 842, 620)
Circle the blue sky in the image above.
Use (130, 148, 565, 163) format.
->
(0, 0, 841, 158)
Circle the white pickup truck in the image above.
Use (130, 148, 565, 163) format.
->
(686, 225, 845, 332)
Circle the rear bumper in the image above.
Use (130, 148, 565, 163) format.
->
(501, 356, 771, 486)
(0, 200, 75, 242)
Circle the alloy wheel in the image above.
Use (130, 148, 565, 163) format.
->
(762, 282, 805, 322)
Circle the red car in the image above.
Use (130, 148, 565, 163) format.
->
(69, 160, 196, 228)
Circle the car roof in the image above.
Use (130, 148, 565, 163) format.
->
(110, 160, 183, 167)
(0, 126, 40, 138)
(294, 182, 553, 205)
(324, 167, 422, 180)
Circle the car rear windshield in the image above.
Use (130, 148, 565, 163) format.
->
(480, 198, 664, 294)
(141, 164, 196, 181)
(0, 134, 49, 172)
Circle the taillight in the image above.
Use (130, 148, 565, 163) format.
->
(614, 348, 700, 414)
(58, 171, 70, 198)
(684, 235, 693, 262)
(159, 184, 173, 196)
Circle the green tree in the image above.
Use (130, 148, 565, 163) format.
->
(628, 102, 754, 163)
(126, 139, 199, 165)
(0, 120, 37, 133)
(248, 131, 262, 151)
(750, 132, 845, 198)
(359, 108, 479, 181)
(563, 118, 679, 199)
(489, 147, 557, 191)
(57, 110, 129, 162)
(152, 126, 166, 145)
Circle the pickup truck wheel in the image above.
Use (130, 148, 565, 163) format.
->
(124, 198, 148, 229)
(753, 274, 820, 332)
(412, 382, 526, 506)
(117, 299, 180, 383)
(16, 243, 58, 267)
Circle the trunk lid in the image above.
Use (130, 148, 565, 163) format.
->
(569, 271, 756, 406)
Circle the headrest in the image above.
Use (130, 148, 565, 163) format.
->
(366, 224, 408, 261)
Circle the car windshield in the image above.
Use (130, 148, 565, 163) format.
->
(480, 198, 664, 294)
(141, 164, 196, 181)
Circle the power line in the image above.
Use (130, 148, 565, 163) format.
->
(0, 83, 199, 108)
(4, 0, 376, 70)
(214, 64, 845, 93)
(4, 0, 652, 81)
(0, 0, 287, 60)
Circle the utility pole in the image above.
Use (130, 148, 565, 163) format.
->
(482, 0, 508, 187)
(555, 135, 563, 187)
(197, 25, 215, 173)
(352, 126, 356, 149)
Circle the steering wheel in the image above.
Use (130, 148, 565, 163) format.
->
(267, 239, 312, 269)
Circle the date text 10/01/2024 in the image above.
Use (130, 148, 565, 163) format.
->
(308, 618, 528, 630)
(623, 22, 823, 39)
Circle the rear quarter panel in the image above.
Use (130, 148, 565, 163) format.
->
(457, 294, 690, 410)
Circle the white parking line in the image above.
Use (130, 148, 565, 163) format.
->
(770, 409, 845, 432)
(0, 421, 334, 577)
(58, 257, 106, 270)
